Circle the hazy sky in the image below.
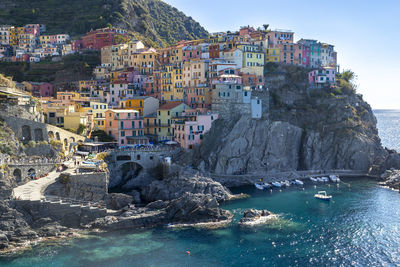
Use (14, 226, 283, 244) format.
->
(164, 0, 400, 109)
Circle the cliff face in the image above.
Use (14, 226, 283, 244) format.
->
(194, 65, 386, 175)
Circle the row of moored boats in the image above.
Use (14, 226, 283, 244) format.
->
(254, 175, 341, 190)
(255, 179, 304, 190)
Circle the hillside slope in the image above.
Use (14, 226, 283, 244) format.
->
(0, 0, 208, 47)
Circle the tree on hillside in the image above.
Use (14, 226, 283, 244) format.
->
(336, 69, 358, 93)
(263, 24, 269, 31)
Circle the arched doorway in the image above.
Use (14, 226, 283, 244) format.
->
(13, 169, 22, 183)
(27, 168, 36, 180)
(34, 128, 43, 141)
(63, 138, 68, 149)
(56, 132, 60, 140)
(21, 125, 31, 142)
(48, 131, 54, 140)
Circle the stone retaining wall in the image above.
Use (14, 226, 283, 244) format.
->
(67, 172, 109, 201)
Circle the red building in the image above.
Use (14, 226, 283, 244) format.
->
(81, 28, 127, 50)
(209, 44, 220, 59)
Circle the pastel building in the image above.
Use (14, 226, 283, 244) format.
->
(172, 111, 219, 149)
(120, 96, 159, 116)
(105, 109, 146, 146)
(156, 101, 189, 141)
(308, 67, 336, 86)
(25, 82, 54, 97)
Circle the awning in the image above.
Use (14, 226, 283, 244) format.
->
(75, 151, 89, 156)
(165, 141, 177, 145)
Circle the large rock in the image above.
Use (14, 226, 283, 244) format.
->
(194, 86, 385, 174)
(238, 209, 276, 226)
(0, 232, 9, 249)
(106, 193, 133, 210)
(165, 192, 232, 224)
(141, 171, 232, 202)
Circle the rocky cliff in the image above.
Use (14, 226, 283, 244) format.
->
(192, 64, 387, 175)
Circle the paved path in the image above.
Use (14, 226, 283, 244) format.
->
(12, 161, 73, 201)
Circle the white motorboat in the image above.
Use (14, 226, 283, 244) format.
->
(294, 179, 304, 186)
(316, 177, 324, 182)
(272, 182, 282, 188)
(282, 180, 291, 187)
(254, 183, 265, 190)
(310, 177, 318, 182)
(321, 177, 330, 182)
(314, 191, 332, 200)
(263, 183, 272, 189)
(329, 175, 341, 183)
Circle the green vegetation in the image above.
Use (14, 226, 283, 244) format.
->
(91, 130, 115, 142)
(0, 51, 100, 83)
(0, 0, 208, 47)
(77, 124, 86, 135)
(336, 70, 357, 94)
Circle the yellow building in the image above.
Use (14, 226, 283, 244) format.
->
(238, 44, 265, 76)
(9, 27, 18, 46)
(79, 80, 97, 91)
(56, 91, 81, 103)
(265, 48, 280, 63)
(156, 101, 189, 140)
(74, 100, 108, 131)
(160, 64, 174, 101)
(172, 64, 184, 101)
(131, 48, 158, 75)
(169, 45, 183, 64)
(39, 35, 51, 45)
(120, 98, 145, 116)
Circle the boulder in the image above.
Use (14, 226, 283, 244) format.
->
(238, 209, 275, 226)
(165, 192, 232, 224)
(142, 171, 232, 203)
(0, 233, 9, 249)
(106, 193, 133, 210)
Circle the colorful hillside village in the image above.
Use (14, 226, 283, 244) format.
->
(0, 25, 338, 150)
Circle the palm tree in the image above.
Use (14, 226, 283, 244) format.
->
(337, 69, 357, 92)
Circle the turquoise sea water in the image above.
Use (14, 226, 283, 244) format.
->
(1, 110, 400, 266)
(2, 179, 400, 266)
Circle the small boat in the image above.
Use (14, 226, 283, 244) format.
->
(289, 180, 297, 185)
(263, 183, 272, 189)
(316, 177, 324, 182)
(321, 177, 329, 182)
(282, 180, 290, 187)
(294, 179, 304, 186)
(314, 191, 332, 200)
(310, 177, 318, 182)
(254, 183, 265, 190)
(272, 182, 282, 188)
(329, 175, 341, 183)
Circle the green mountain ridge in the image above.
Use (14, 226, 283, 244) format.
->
(0, 0, 209, 47)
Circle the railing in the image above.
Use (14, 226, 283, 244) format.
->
(43, 195, 107, 209)
(3, 158, 61, 165)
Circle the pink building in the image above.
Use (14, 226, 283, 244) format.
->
(24, 24, 41, 36)
(172, 111, 218, 150)
(308, 67, 336, 86)
(182, 45, 202, 61)
(28, 82, 54, 97)
(105, 109, 146, 146)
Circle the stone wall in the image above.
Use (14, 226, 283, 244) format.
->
(7, 164, 55, 185)
(67, 172, 109, 201)
(0, 114, 85, 150)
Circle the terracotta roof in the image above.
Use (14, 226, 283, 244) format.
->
(159, 101, 185, 110)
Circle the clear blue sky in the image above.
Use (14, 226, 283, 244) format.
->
(164, 0, 400, 109)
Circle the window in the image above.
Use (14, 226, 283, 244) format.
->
(121, 131, 125, 137)
(120, 121, 124, 129)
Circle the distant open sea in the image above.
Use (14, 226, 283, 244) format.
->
(374, 109, 400, 152)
